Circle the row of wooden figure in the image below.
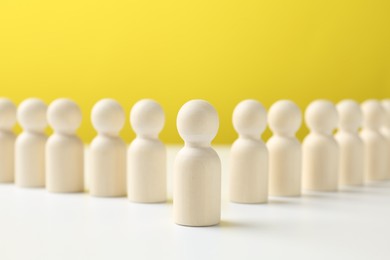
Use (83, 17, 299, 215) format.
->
(0, 97, 389, 227)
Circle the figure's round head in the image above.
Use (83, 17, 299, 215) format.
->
(47, 98, 82, 135)
(336, 100, 362, 132)
(232, 99, 267, 138)
(18, 98, 47, 132)
(361, 99, 384, 130)
(381, 99, 390, 128)
(130, 99, 165, 137)
(268, 100, 301, 136)
(177, 99, 219, 144)
(91, 99, 125, 135)
(305, 100, 338, 134)
(0, 98, 17, 131)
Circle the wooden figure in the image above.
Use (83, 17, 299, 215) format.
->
(174, 100, 221, 226)
(267, 100, 302, 196)
(15, 98, 47, 187)
(303, 100, 339, 191)
(360, 100, 387, 182)
(46, 98, 84, 193)
(381, 99, 390, 179)
(128, 99, 166, 203)
(229, 99, 268, 203)
(90, 99, 126, 197)
(335, 100, 364, 186)
(0, 98, 17, 183)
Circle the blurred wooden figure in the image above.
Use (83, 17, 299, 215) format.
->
(303, 100, 339, 191)
(229, 99, 268, 203)
(334, 100, 364, 186)
(90, 99, 126, 197)
(128, 99, 166, 203)
(381, 99, 390, 179)
(0, 98, 17, 183)
(46, 98, 84, 193)
(15, 98, 47, 187)
(267, 100, 302, 196)
(360, 100, 387, 182)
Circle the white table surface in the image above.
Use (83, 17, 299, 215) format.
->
(1, 145, 390, 260)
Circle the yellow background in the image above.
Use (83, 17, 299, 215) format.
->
(1, 0, 389, 143)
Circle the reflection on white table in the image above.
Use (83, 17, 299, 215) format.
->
(1, 146, 390, 260)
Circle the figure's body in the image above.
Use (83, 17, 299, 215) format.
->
(0, 98, 17, 183)
(267, 100, 302, 196)
(174, 100, 221, 227)
(229, 100, 268, 203)
(175, 145, 221, 226)
(15, 98, 47, 187)
(128, 138, 166, 203)
(303, 100, 339, 191)
(360, 100, 387, 182)
(334, 100, 364, 186)
(90, 99, 126, 197)
(303, 134, 339, 190)
(128, 99, 166, 203)
(46, 99, 84, 193)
